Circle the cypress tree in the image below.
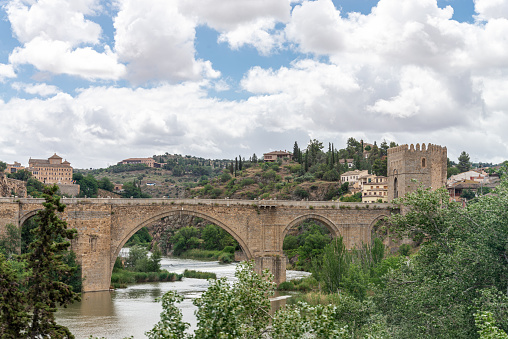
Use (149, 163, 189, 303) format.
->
(23, 185, 80, 338)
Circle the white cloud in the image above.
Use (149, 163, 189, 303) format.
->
(113, 0, 219, 84)
(217, 18, 284, 56)
(474, 0, 508, 20)
(180, 0, 290, 54)
(180, 0, 290, 30)
(0, 64, 16, 81)
(285, 0, 345, 54)
(12, 82, 60, 96)
(6, 0, 102, 46)
(9, 37, 126, 80)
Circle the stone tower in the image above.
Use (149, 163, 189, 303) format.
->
(387, 143, 447, 201)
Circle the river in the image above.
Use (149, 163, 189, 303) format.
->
(55, 257, 310, 339)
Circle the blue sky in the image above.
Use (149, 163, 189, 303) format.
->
(0, 0, 507, 168)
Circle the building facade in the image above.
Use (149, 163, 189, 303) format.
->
(263, 151, 292, 162)
(28, 154, 73, 185)
(5, 161, 25, 174)
(362, 176, 388, 203)
(387, 143, 447, 201)
(118, 158, 156, 167)
(340, 170, 369, 185)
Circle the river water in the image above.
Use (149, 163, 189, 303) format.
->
(55, 257, 310, 339)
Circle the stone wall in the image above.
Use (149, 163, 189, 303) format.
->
(387, 143, 447, 201)
(57, 184, 80, 197)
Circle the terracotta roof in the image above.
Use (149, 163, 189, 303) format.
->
(49, 153, 62, 159)
(263, 151, 292, 156)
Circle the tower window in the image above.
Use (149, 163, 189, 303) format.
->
(422, 158, 426, 168)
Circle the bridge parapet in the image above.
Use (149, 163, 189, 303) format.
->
(6, 197, 396, 210)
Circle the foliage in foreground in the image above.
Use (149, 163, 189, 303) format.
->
(146, 261, 390, 339)
(0, 185, 80, 338)
(376, 176, 508, 338)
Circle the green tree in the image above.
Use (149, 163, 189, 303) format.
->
(7, 169, 32, 181)
(458, 151, 471, 172)
(170, 226, 200, 256)
(0, 161, 7, 172)
(98, 177, 114, 192)
(372, 158, 387, 176)
(447, 166, 460, 178)
(377, 176, 508, 337)
(0, 223, 20, 258)
(22, 185, 80, 338)
(0, 253, 28, 338)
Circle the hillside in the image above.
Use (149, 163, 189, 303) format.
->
(189, 160, 345, 201)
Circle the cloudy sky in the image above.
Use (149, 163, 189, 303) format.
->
(0, 0, 507, 169)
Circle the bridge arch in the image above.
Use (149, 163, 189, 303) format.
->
(281, 213, 340, 251)
(111, 208, 252, 271)
(19, 209, 42, 228)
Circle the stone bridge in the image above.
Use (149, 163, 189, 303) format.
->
(0, 197, 396, 292)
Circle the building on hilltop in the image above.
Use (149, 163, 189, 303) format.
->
(340, 170, 369, 185)
(338, 158, 354, 168)
(387, 143, 447, 201)
(118, 157, 157, 167)
(263, 150, 292, 162)
(4, 161, 25, 174)
(28, 153, 73, 185)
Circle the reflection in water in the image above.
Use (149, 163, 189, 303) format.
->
(56, 257, 309, 339)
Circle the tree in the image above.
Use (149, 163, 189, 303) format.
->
(22, 185, 80, 338)
(458, 151, 471, 172)
(377, 175, 508, 337)
(447, 166, 460, 178)
(252, 153, 258, 163)
(0, 223, 20, 258)
(98, 177, 114, 192)
(7, 169, 32, 181)
(372, 158, 387, 176)
(0, 161, 6, 172)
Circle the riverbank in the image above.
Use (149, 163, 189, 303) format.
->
(56, 257, 310, 338)
(111, 268, 183, 288)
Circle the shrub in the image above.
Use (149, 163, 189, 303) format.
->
(184, 270, 217, 279)
(218, 252, 234, 263)
(294, 187, 309, 199)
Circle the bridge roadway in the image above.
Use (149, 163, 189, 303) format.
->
(0, 197, 396, 292)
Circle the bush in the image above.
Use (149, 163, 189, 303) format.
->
(294, 187, 309, 199)
(223, 246, 235, 254)
(218, 252, 234, 263)
(184, 270, 217, 279)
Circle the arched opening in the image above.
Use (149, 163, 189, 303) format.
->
(16, 213, 82, 293)
(281, 214, 339, 272)
(109, 210, 250, 288)
(421, 157, 426, 168)
(393, 177, 398, 199)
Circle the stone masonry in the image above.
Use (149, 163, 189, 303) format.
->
(387, 143, 447, 201)
(0, 198, 395, 292)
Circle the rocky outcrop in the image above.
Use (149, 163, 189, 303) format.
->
(0, 172, 27, 198)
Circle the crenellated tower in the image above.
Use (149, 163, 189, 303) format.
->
(387, 143, 447, 201)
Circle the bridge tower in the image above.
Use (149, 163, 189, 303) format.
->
(387, 143, 447, 201)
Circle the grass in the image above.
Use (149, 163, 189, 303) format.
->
(183, 269, 217, 279)
(277, 276, 319, 292)
(178, 249, 235, 263)
(111, 268, 183, 288)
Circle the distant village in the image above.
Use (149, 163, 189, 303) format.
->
(0, 145, 504, 203)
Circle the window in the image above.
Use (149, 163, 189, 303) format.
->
(422, 158, 426, 168)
